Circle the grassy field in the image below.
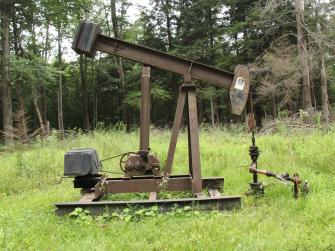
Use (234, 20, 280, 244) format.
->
(1, 126, 335, 250)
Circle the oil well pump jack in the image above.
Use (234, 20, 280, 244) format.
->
(55, 21, 250, 215)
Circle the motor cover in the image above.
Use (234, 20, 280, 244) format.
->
(64, 148, 101, 176)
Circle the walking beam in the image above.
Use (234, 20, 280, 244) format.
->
(72, 21, 250, 115)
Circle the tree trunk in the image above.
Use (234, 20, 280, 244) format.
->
(33, 96, 46, 136)
(79, 54, 91, 131)
(57, 18, 64, 136)
(207, 5, 215, 61)
(43, 20, 49, 128)
(13, 9, 28, 139)
(94, 94, 98, 128)
(294, 0, 313, 113)
(16, 85, 28, 138)
(320, 49, 329, 122)
(111, 0, 119, 38)
(272, 93, 277, 118)
(42, 87, 47, 126)
(111, 0, 127, 126)
(1, 3, 13, 143)
(58, 74, 64, 132)
(31, 23, 38, 55)
(43, 19, 50, 60)
(164, 0, 173, 50)
(92, 59, 98, 128)
(210, 98, 215, 127)
(316, 11, 330, 122)
(104, 3, 121, 126)
(12, 6, 21, 56)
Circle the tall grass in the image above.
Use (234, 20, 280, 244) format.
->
(1, 126, 335, 250)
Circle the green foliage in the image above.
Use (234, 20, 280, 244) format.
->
(278, 109, 289, 118)
(69, 208, 93, 225)
(198, 86, 217, 100)
(10, 56, 57, 91)
(151, 85, 172, 102)
(124, 91, 141, 109)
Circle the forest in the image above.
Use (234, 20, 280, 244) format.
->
(0, 0, 334, 143)
(1, 1, 335, 250)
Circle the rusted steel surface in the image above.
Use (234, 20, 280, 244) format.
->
(55, 195, 241, 216)
(74, 175, 224, 190)
(93, 176, 224, 196)
(186, 87, 202, 195)
(95, 176, 191, 196)
(95, 34, 234, 88)
(229, 65, 250, 115)
(249, 164, 302, 184)
(164, 83, 202, 193)
(248, 164, 305, 198)
(73, 21, 250, 87)
(164, 89, 186, 176)
(73, 22, 234, 87)
(72, 21, 250, 118)
(120, 152, 160, 177)
(247, 132, 307, 198)
(249, 164, 301, 183)
(139, 66, 151, 151)
(163, 83, 202, 196)
(55, 175, 231, 216)
(72, 22, 101, 58)
(72, 21, 250, 115)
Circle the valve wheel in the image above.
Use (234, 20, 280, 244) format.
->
(119, 152, 137, 173)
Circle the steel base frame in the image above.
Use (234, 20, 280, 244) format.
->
(55, 175, 241, 216)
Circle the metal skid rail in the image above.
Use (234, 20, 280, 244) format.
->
(55, 196, 241, 216)
(55, 175, 241, 216)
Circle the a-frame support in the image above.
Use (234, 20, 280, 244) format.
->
(164, 76, 203, 197)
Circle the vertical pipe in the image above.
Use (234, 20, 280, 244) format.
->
(250, 93, 258, 184)
(139, 66, 151, 151)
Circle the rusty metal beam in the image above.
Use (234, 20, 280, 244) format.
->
(72, 21, 251, 115)
(139, 66, 151, 151)
(96, 176, 192, 195)
(55, 196, 241, 216)
(72, 21, 234, 88)
(94, 176, 224, 195)
(95, 34, 234, 88)
(164, 90, 186, 176)
(187, 88, 203, 196)
(73, 175, 224, 190)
